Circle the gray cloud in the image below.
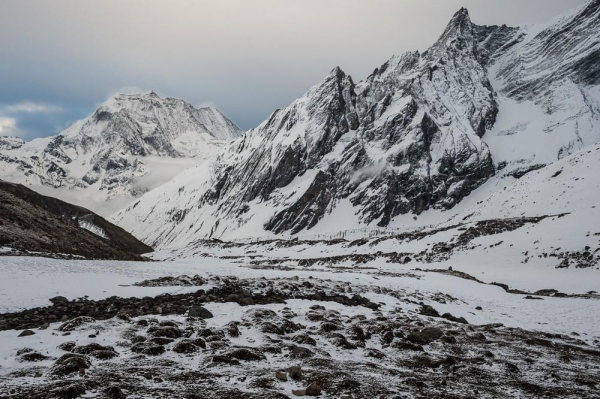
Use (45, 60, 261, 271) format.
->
(3, 102, 63, 114)
(0, 0, 589, 138)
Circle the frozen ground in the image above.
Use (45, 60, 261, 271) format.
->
(1, 247, 599, 398)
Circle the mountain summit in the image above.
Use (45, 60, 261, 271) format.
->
(113, 2, 600, 247)
(0, 92, 242, 215)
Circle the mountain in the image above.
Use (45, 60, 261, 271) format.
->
(0, 180, 152, 260)
(113, 1, 600, 247)
(0, 92, 243, 216)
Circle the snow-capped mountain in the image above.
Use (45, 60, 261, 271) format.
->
(113, 1, 600, 246)
(0, 92, 242, 215)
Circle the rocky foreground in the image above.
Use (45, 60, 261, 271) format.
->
(1, 275, 599, 399)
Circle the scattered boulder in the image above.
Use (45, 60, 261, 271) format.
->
(292, 334, 317, 346)
(188, 305, 214, 319)
(49, 296, 69, 305)
(407, 327, 444, 345)
(18, 329, 35, 337)
(104, 386, 127, 399)
(59, 316, 95, 332)
(49, 382, 86, 398)
(58, 341, 77, 352)
(289, 346, 314, 359)
(227, 348, 265, 361)
(419, 305, 440, 317)
(288, 366, 302, 380)
(72, 343, 118, 359)
(305, 382, 322, 396)
(441, 313, 468, 324)
(147, 326, 183, 338)
(131, 343, 165, 356)
(51, 354, 91, 376)
(276, 370, 288, 381)
(18, 350, 50, 362)
(172, 340, 200, 354)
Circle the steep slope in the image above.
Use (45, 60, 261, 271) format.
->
(114, 2, 600, 246)
(0, 180, 152, 260)
(484, 0, 600, 172)
(0, 92, 242, 215)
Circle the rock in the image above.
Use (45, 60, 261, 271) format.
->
(212, 355, 232, 363)
(227, 322, 241, 337)
(58, 341, 77, 351)
(49, 382, 86, 398)
(366, 348, 386, 359)
(320, 322, 340, 333)
(188, 305, 214, 319)
(150, 337, 174, 345)
(292, 334, 317, 346)
(172, 340, 200, 354)
(49, 296, 69, 305)
(289, 346, 314, 359)
(227, 348, 265, 361)
(90, 350, 119, 360)
(288, 365, 302, 380)
(131, 343, 165, 356)
(147, 326, 183, 338)
(419, 305, 440, 317)
(51, 354, 91, 376)
(72, 343, 118, 357)
(306, 382, 322, 396)
(276, 371, 288, 381)
(59, 316, 95, 332)
(18, 351, 50, 362)
(131, 335, 146, 344)
(441, 313, 469, 324)
(18, 329, 35, 337)
(104, 386, 127, 399)
(292, 389, 307, 397)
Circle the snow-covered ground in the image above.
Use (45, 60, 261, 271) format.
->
(1, 248, 598, 341)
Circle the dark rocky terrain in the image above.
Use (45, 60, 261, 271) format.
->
(1, 275, 599, 398)
(0, 180, 152, 260)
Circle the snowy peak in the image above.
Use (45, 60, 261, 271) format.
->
(113, 1, 600, 245)
(0, 92, 243, 215)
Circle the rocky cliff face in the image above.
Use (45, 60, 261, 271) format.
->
(114, 2, 599, 245)
(0, 179, 152, 260)
(0, 92, 242, 214)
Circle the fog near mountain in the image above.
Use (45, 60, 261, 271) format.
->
(0, 0, 588, 139)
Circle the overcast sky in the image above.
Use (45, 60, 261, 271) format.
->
(0, 0, 589, 139)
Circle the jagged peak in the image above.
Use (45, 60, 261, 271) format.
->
(439, 7, 474, 40)
(327, 66, 347, 80)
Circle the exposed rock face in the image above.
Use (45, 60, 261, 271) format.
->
(0, 92, 242, 214)
(0, 179, 152, 260)
(114, 2, 600, 245)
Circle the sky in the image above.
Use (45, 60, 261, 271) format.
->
(0, 0, 589, 140)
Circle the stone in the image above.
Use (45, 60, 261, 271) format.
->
(188, 305, 214, 319)
(172, 340, 200, 354)
(290, 346, 314, 359)
(306, 382, 322, 396)
(288, 366, 302, 380)
(51, 354, 91, 376)
(18, 329, 35, 337)
(49, 296, 69, 305)
(59, 316, 95, 332)
(292, 389, 307, 397)
(104, 386, 127, 399)
(276, 371, 288, 381)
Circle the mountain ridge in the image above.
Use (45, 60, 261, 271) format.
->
(0, 92, 243, 215)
